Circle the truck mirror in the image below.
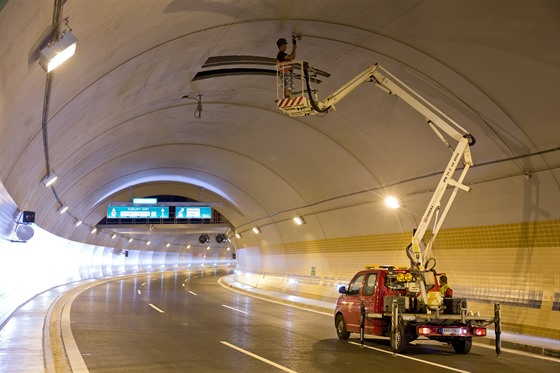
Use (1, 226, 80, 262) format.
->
(338, 286, 347, 294)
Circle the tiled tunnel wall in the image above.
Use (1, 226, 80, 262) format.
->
(235, 220, 560, 339)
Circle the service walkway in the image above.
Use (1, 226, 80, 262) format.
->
(0, 274, 558, 372)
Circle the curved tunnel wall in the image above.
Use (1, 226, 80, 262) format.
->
(0, 182, 233, 328)
(2, 173, 559, 339)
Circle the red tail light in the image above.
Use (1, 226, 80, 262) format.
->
(473, 327, 486, 336)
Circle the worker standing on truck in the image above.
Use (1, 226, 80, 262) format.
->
(439, 275, 453, 298)
(276, 36, 297, 98)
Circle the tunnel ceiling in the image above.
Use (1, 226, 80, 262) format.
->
(0, 1, 558, 250)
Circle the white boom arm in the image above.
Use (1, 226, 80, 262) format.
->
(313, 63, 474, 266)
(299, 63, 475, 306)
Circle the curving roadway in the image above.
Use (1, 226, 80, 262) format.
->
(66, 270, 558, 373)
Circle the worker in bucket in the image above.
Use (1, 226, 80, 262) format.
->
(439, 275, 453, 298)
(276, 36, 298, 98)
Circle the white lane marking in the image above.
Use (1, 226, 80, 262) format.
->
(188, 291, 198, 296)
(349, 341, 471, 373)
(148, 303, 165, 313)
(137, 290, 142, 295)
(220, 341, 298, 373)
(222, 304, 248, 314)
(62, 286, 96, 372)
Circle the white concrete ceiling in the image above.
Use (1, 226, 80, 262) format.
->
(1, 0, 558, 251)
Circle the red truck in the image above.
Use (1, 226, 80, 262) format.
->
(335, 265, 500, 354)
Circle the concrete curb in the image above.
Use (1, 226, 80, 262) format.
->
(218, 276, 335, 314)
(475, 335, 560, 359)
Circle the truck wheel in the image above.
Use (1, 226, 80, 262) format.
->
(451, 338, 472, 354)
(335, 314, 350, 340)
(390, 323, 408, 353)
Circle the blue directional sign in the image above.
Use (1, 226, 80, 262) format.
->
(175, 206, 212, 219)
(107, 205, 169, 219)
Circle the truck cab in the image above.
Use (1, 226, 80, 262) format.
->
(335, 266, 437, 337)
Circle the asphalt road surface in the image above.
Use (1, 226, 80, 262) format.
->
(70, 270, 560, 372)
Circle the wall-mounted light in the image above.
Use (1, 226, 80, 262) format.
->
(42, 172, 58, 187)
(384, 196, 401, 209)
(57, 205, 68, 214)
(252, 227, 261, 234)
(293, 216, 305, 225)
(39, 31, 77, 73)
(74, 220, 82, 227)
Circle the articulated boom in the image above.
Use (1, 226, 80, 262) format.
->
(277, 61, 475, 305)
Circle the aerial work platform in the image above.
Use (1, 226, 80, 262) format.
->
(276, 60, 320, 117)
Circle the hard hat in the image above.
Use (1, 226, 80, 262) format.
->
(276, 38, 288, 46)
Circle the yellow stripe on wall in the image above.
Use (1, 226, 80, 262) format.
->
(262, 220, 560, 254)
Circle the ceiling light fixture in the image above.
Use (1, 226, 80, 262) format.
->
(75, 220, 82, 227)
(252, 227, 261, 234)
(57, 205, 68, 214)
(90, 227, 97, 234)
(42, 172, 58, 187)
(235, 231, 242, 239)
(39, 26, 77, 73)
(385, 196, 401, 209)
(128, 238, 133, 243)
(293, 216, 305, 225)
